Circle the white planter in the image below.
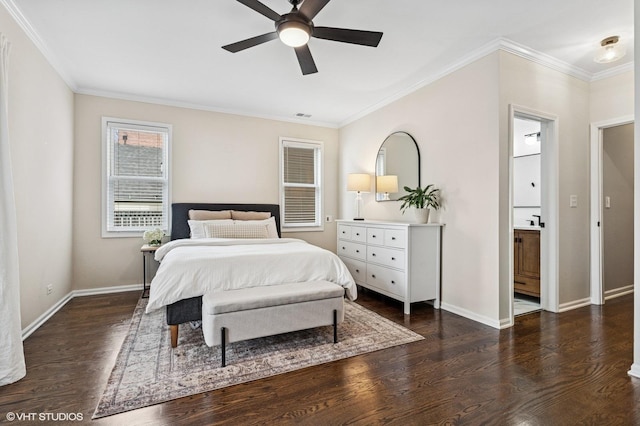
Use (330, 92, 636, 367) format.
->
(414, 208, 430, 224)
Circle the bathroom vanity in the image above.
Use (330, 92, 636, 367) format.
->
(513, 228, 540, 297)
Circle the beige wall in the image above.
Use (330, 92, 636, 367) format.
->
(340, 53, 502, 325)
(498, 51, 591, 318)
(340, 50, 601, 327)
(602, 124, 634, 292)
(590, 70, 634, 122)
(0, 5, 75, 328)
(72, 95, 339, 290)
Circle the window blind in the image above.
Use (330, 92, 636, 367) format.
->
(280, 140, 322, 228)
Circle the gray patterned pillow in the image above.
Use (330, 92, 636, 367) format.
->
(204, 222, 269, 239)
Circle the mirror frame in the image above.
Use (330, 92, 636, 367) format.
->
(375, 131, 421, 201)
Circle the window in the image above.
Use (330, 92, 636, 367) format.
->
(279, 137, 323, 231)
(102, 117, 171, 237)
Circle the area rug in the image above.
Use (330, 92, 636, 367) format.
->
(93, 297, 423, 419)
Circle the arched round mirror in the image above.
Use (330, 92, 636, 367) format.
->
(375, 132, 420, 201)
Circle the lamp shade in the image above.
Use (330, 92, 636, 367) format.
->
(377, 175, 398, 194)
(347, 173, 371, 192)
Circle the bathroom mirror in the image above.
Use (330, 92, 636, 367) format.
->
(375, 132, 420, 201)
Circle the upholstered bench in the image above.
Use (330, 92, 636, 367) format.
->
(202, 281, 345, 367)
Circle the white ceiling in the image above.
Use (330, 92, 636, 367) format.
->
(6, 0, 634, 127)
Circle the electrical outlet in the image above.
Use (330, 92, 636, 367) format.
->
(46, 284, 53, 295)
(325, 215, 334, 223)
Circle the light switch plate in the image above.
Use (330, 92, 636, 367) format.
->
(605, 196, 611, 209)
(570, 195, 578, 208)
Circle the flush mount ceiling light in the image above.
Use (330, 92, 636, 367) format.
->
(594, 36, 626, 64)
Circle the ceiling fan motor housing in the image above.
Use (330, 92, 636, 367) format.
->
(276, 12, 314, 38)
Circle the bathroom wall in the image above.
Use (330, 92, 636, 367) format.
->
(513, 118, 541, 228)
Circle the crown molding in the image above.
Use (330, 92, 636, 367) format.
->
(75, 87, 339, 129)
(591, 61, 634, 81)
(341, 37, 632, 127)
(0, 0, 77, 91)
(496, 38, 593, 82)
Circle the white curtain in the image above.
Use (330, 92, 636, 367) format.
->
(0, 33, 25, 386)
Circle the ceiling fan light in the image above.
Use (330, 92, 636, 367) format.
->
(594, 36, 626, 64)
(278, 21, 310, 47)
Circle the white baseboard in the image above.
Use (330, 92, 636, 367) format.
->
(628, 363, 640, 379)
(21, 284, 142, 341)
(440, 302, 501, 329)
(21, 291, 75, 341)
(605, 285, 634, 300)
(558, 297, 592, 313)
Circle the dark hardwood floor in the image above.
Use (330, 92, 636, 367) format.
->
(0, 289, 638, 425)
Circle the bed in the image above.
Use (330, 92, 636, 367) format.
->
(146, 203, 356, 347)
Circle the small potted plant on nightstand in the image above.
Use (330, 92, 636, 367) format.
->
(397, 184, 441, 223)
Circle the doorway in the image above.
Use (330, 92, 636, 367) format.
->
(512, 117, 542, 315)
(589, 117, 635, 304)
(509, 105, 559, 323)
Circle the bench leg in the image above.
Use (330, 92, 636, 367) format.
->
(170, 325, 178, 348)
(221, 327, 227, 368)
(333, 309, 338, 344)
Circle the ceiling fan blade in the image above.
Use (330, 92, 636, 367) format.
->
(294, 45, 318, 75)
(236, 0, 281, 21)
(298, 0, 331, 20)
(313, 27, 383, 47)
(222, 32, 278, 53)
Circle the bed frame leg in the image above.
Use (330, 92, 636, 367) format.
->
(333, 309, 338, 344)
(170, 325, 178, 348)
(221, 327, 227, 368)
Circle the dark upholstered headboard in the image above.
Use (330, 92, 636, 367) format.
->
(171, 203, 281, 240)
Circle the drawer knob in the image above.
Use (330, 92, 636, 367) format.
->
(371, 274, 376, 278)
(355, 269, 360, 273)
(391, 280, 395, 284)
(392, 237, 396, 240)
(391, 257, 396, 261)
(372, 253, 376, 257)
(342, 247, 346, 250)
(356, 233, 360, 236)
(356, 250, 360, 253)
(372, 235, 377, 238)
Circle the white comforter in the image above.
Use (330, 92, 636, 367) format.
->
(145, 238, 357, 312)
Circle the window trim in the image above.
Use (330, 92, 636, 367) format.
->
(279, 137, 324, 232)
(101, 117, 172, 238)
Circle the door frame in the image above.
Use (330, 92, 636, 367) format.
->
(589, 115, 634, 305)
(509, 105, 560, 320)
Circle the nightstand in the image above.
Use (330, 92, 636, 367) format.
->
(141, 244, 161, 298)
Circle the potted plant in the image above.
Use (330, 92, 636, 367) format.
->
(397, 184, 440, 223)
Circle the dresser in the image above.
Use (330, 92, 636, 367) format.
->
(336, 220, 443, 314)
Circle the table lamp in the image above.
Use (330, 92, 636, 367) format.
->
(347, 173, 371, 220)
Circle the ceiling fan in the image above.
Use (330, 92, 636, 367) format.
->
(222, 0, 383, 75)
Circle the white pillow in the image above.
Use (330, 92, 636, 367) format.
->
(233, 216, 279, 238)
(188, 219, 233, 239)
(205, 222, 269, 239)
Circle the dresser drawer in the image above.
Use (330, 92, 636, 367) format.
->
(337, 241, 366, 261)
(367, 246, 405, 270)
(340, 257, 366, 283)
(366, 228, 384, 245)
(350, 226, 367, 242)
(338, 224, 352, 240)
(384, 229, 406, 248)
(366, 264, 406, 297)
